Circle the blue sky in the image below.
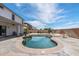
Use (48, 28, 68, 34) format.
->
(4, 3, 79, 29)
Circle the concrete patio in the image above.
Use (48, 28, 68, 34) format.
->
(0, 35, 79, 56)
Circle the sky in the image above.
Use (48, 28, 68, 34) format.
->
(4, 3, 79, 29)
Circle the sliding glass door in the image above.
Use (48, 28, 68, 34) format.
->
(0, 26, 2, 36)
(0, 26, 6, 36)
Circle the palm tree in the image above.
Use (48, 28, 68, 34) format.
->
(48, 28, 52, 33)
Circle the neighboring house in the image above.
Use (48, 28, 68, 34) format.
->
(23, 23, 34, 34)
(0, 3, 24, 37)
(24, 23, 36, 30)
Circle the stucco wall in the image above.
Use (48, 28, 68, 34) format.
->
(15, 15, 23, 24)
(17, 24, 24, 35)
(54, 29, 79, 39)
(0, 21, 23, 36)
(6, 26, 16, 36)
(0, 21, 16, 36)
(0, 4, 24, 36)
(0, 4, 23, 24)
(0, 7, 12, 20)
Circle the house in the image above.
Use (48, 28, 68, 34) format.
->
(24, 23, 34, 30)
(23, 23, 37, 33)
(0, 3, 24, 37)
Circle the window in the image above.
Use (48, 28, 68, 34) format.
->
(12, 14, 15, 20)
(22, 20, 23, 24)
(0, 26, 6, 36)
(0, 6, 3, 9)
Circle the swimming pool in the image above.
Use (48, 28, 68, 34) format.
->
(22, 35, 57, 49)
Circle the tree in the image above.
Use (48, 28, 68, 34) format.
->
(24, 27, 29, 36)
(48, 28, 52, 33)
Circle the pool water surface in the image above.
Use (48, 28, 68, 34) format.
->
(22, 36, 57, 49)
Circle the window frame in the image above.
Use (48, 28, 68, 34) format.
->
(12, 14, 15, 20)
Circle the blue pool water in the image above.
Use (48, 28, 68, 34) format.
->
(22, 36, 57, 49)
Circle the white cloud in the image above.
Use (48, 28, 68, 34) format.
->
(65, 22, 79, 28)
(15, 3, 21, 7)
(26, 21, 47, 29)
(30, 3, 65, 24)
(54, 21, 79, 29)
(14, 3, 79, 29)
(23, 3, 67, 29)
(56, 9, 65, 14)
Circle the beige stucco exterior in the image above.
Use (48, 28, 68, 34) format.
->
(0, 4, 24, 36)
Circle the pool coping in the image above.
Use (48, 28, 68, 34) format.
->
(16, 33, 64, 55)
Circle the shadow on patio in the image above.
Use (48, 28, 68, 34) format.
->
(0, 36, 21, 42)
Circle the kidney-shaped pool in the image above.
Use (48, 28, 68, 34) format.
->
(22, 35, 57, 49)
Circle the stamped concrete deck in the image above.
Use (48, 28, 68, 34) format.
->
(0, 34, 79, 56)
